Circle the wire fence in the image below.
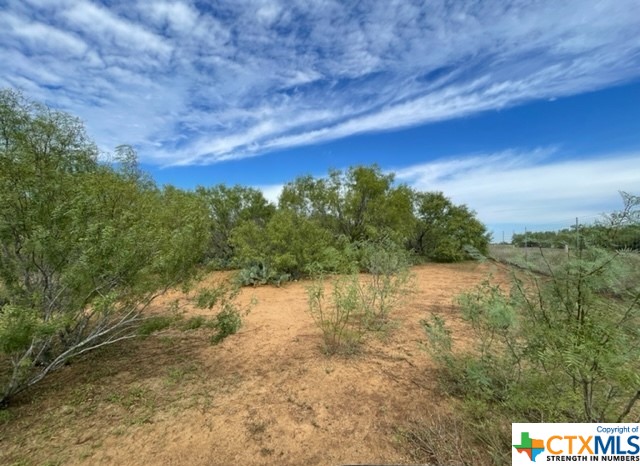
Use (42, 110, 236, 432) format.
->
(489, 215, 639, 274)
(495, 215, 639, 251)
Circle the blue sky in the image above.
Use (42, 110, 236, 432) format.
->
(1, 0, 640, 240)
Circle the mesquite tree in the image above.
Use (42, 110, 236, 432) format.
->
(0, 90, 209, 405)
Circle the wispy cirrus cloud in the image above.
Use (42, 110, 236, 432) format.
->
(393, 149, 640, 228)
(1, 0, 640, 165)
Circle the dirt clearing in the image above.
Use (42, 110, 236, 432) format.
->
(0, 262, 504, 465)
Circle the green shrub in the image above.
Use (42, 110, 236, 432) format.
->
(359, 240, 412, 330)
(231, 210, 334, 281)
(210, 307, 243, 345)
(422, 247, 640, 462)
(194, 285, 229, 309)
(307, 241, 411, 353)
(195, 184, 274, 266)
(307, 276, 366, 354)
(304, 243, 360, 277)
(192, 283, 253, 345)
(429, 256, 640, 420)
(411, 191, 490, 262)
(0, 91, 210, 405)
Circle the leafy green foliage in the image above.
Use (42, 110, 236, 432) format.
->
(0, 88, 492, 407)
(358, 240, 412, 330)
(210, 307, 243, 345)
(420, 196, 640, 462)
(279, 165, 414, 244)
(231, 209, 334, 280)
(189, 164, 487, 291)
(0, 90, 210, 405)
(192, 283, 253, 345)
(196, 185, 274, 268)
(410, 191, 490, 262)
(226, 165, 489, 284)
(180, 315, 218, 331)
(423, 244, 640, 464)
(423, 247, 640, 462)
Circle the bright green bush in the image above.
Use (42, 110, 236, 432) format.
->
(231, 209, 334, 280)
(231, 166, 490, 281)
(195, 185, 274, 268)
(0, 90, 210, 405)
(210, 307, 244, 345)
(279, 165, 414, 244)
(411, 191, 490, 262)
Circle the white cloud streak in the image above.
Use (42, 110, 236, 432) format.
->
(394, 149, 640, 232)
(1, 0, 640, 164)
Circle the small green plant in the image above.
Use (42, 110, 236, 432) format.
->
(307, 276, 366, 354)
(0, 407, 12, 424)
(164, 365, 197, 386)
(194, 286, 228, 309)
(235, 262, 290, 287)
(361, 242, 412, 331)
(192, 282, 253, 345)
(137, 315, 176, 336)
(422, 279, 521, 401)
(210, 307, 243, 345)
(307, 241, 411, 354)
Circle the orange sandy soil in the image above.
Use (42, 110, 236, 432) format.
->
(0, 262, 506, 466)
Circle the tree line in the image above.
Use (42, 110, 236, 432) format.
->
(202, 165, 490, 284)
(512, 197, 640, 250)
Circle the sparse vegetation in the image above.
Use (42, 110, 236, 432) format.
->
(192, 282, 253, 345)
(420, 213, 640, 464)
(306, 241, 411, 354)
(210, 307, 244, 345)
(359, 240, 412, 330)
(307, 275, 367, 354)
(3, 88, 637, 466)
(399, 411, 483, 466)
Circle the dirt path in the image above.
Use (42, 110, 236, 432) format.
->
(0, 262, 504, 465)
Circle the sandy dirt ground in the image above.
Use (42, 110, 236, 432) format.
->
(0, 262, 505, 466)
